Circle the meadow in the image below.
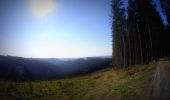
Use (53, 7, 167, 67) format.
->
(0, 62, 156, 100)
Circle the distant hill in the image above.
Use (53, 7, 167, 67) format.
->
(0, 55, 62, 80)
(0, 55, 112, 80)
(39, 57, 112, 77)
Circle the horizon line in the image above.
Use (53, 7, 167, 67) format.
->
(0, 54, 112, 59)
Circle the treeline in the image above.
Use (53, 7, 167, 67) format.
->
(112, 0, 170, 68)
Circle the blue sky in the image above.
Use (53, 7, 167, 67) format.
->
(151, 0, 169, 26)
(0, 0, 112, 58)
(120, 0, 169, 26)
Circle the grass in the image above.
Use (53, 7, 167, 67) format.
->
(0, 62, 157, 100)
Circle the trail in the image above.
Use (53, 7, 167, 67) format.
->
(149, 61, 170, 100)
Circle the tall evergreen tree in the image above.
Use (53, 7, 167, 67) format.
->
(112, 0, 132, 68)
(112, 0, 124, 68)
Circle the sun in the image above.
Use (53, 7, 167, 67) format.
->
(30, 0, 55, 20)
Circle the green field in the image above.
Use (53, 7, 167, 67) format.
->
(0, 62, 156, 100)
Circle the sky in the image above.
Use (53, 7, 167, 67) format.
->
(0, 0, 112, 58)
(151, 0, 169, 26)
(120, 0, 169, 26)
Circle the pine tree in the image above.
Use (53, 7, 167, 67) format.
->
(112, 0, 124, 68)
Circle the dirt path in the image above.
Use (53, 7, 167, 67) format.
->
(149, 61, 170, 100)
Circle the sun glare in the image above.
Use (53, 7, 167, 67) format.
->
(30, 0, 55, 19)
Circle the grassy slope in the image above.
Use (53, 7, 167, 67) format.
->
(0, 62, 157, 100)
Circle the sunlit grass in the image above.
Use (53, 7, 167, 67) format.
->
(0, 62, 157, 100)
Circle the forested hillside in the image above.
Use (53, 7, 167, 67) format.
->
(112, 0, 170, 68)
(0, 55, 111, 80)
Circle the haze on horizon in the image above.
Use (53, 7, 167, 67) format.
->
(0, 0, 112, 58)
